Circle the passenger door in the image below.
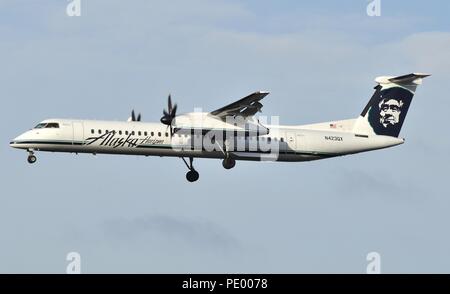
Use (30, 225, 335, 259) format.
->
(72, 122, 84, 145)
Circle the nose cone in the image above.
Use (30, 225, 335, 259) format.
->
(10, 132, 28, 149)
(10, 136, 20, 148)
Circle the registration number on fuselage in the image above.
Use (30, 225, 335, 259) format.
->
(324, 135, 343, 141)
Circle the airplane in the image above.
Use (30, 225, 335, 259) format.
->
(10, 73, 429, 182)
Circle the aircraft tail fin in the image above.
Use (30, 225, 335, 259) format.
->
(353, 73, 430, 137)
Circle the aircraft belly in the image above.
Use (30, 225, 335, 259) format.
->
(34, 144, 326, 162)
(22, 141, 331, 163)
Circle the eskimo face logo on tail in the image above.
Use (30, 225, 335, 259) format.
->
(379, 97, 403, 128)
(367, 87, 413, 137)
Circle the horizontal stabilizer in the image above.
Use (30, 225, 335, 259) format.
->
(375, 73, 431, 85)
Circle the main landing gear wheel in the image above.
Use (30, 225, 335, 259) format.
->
(182, 157, 199, 182)
(27, 154, 37, 164)
(222, 158, 236, 169)
(186, 170, 199, 182)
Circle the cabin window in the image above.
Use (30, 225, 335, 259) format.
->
(105, 130, 109, 133)
(125, 131, 129, 135)
(119, 130, 122, 135)
(158, 132, 161, 137)
(131, 131, 135, 135)
(98, 129, 102, 134)
(151, 132, 154, 136)
(138, 131, 142, 136)
(165, 132, 169, 137)
(91, 129, 94, 134)
(267, 137, 271, 143)
(144, 131, 148, 136)
(280, 138, 284, 142)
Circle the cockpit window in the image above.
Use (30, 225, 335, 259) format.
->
(34, 123, 47, 129)
(34, 122, 60, 129)
(46, 123, 59, 128)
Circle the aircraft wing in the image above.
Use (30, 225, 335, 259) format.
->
(210, 91, 269, 120)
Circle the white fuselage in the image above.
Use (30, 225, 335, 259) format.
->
(10, 118, 404, 162)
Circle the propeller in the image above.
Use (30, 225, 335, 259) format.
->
(128, 110, 142, 122)
(160, 94, 177, 135)
(160, 94, 177, 125)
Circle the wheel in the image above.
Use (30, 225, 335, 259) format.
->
(27, 155, 37, 164)
(222, 158, 236, 169)
(186, 170, 199, 182)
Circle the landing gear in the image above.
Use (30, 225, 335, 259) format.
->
(27, 151, 37, 164)
(222, 157, 236, 169)
(186, 170, 199, 182)
(182, 157, 199, 182)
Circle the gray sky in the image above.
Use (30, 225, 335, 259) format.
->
(1, 0, 450, 273)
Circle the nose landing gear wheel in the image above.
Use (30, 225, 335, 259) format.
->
(27, 155, 37, 164)
(186, 170, 199, 182)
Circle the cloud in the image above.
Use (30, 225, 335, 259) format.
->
(102, 214, 239, 253)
